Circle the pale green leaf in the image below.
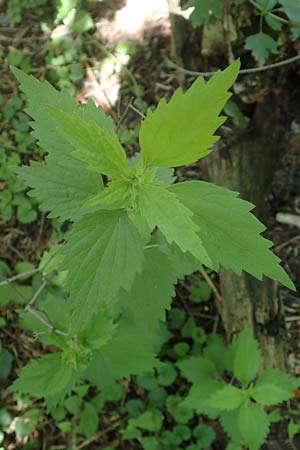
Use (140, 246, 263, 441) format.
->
(63, 209, 144, 328)
(140, 60, 240, 168)
(251, 383, 292, 406)
(256, 368, 299, 401)
(45, 106, 129, 178)
(244, 32, 278, 65)
(233, 327, 260, 386)
(238, 402, 270, 450)
(170, 181, 295, 290)
(207, 385, 245, 411)
(85, 179, 131, 209)
(137, 183, 212, 266)
(220, 410, 242, 443)
(182, 379, 224, 418)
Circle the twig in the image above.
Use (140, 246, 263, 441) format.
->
(0, 242, 65, 286)
(222, 0, 234, 64)
(164, 53, 300, 77)
(0, 268, 40, 286)
(76, 416, 127, 450)
(25, 278, 48, 310)
(129, 104, 146, 119)
(249, 0, 289, 25)
(200, 269, 222, 304)
(275, 235, 300, 251)
(116, 96, 134, 131)
(276, 212, 300, 229)
(25, 305, 69, 337)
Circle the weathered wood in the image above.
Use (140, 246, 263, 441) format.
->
(166, 0, 202, 85)
(204, 92, 288, 369)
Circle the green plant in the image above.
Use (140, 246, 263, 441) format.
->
(7, 60, 297, 449)
(179, 327, 299, 450)
(183, 0, 300, 63)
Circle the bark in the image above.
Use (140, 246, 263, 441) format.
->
(166, 0, 203, 86)
(204, 92, 288, 370)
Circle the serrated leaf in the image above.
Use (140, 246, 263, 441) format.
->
(118, 243, 180, 330)
(78, 308, 116, 350)
(251, 383, 292, 406)
(177, 355, 216, 383)
(139, 60, 240, 168)
(170, 181, 295, 290)
(256, 368, 299, 400)
(226, 443, 243, 450)
(137, 183, 212, 266)
(63, 209, 144, 328)
(16, 157, 102, 222)
(244, 32, 278, 64)
(233, 327, 260, 386)
(238, 402, 270, 450)
(182, 0, 223, 27)
(11, 353, 75, 404)
(204, 333, 233, 372)
(11, 67, 112, 222)
(193, 424, 216, 448)
(130, 410, 163, 432)
(85, 179, 131, 208)
(11, 67, 114, 160)
(45, 106, 129, 178)
(78, 403, 98, 438)
(207, 385, 245, 411)
(220, 410, 242, 443)
(85, 332, 158, 388)
(182, 379, 224, 418)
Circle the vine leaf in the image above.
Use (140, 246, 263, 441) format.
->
(279, 0, 300, 23)
(139, 60, 240, 169)
(244, 32, 278, 64)
(171, 181, 295, 290)
(63, 209, 144, 329)
(182, 0, 223, 27)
